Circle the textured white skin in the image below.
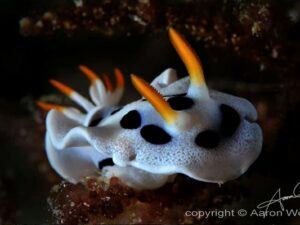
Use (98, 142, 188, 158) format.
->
(45, 68, 263, 190)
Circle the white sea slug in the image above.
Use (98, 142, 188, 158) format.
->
(38, 28, 263, 190)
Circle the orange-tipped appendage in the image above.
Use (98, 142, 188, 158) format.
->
(114, 68, 125, 88)
(49, 79, 74, 96)
(79, 65, 100, 83)
(131, 74, 178, 125)
(103, 74, 114, 92)
(168, 27, 205, 86)
(36, 101, 64, 112)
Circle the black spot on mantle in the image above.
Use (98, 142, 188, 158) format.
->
(140, 125, 172, 144)
(98, 158, 114, 169)
(120, 110, 141, 129)
(195, 130, 220, 149)
(220, 104, 240, 137)
(167, 96, 194, 110)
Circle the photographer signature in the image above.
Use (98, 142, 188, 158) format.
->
(257, 181, 300, 212)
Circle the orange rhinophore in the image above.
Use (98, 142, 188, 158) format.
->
(169, 28, 205, 87)
(131, 74, 178, 125)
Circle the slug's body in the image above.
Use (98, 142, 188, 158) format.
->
(39, 29, 263, 190)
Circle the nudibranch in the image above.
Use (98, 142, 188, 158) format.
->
(38, 28, 263, 190)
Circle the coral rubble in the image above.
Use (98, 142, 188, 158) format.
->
(48, 175, 244, 224)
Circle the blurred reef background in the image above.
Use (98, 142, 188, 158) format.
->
(0, 0, 300, 224)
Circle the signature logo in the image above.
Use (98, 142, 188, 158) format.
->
(257, 181, 300, 213)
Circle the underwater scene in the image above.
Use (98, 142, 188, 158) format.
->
(0, 0, 300, 224)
